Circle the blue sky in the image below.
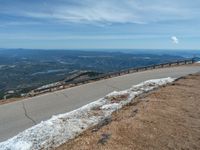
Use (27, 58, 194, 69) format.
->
(0, 0, 200, 49)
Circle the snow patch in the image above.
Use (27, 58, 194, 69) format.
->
(0, 77, 175, 150)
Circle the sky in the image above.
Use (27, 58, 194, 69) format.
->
(0, 0, 200, 50)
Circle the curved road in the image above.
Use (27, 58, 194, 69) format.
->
(0, 65, 200, 142)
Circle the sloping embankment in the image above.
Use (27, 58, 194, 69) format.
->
(57, 73, 200, 150)
(0, 78, 174, 150)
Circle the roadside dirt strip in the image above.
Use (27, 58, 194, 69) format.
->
(57, 73, 200, 150)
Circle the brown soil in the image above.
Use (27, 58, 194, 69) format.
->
(57, 73, 200, 150)
(0, 97, 23, 105)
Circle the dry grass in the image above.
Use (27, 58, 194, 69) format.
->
(57, 73, 200, 150)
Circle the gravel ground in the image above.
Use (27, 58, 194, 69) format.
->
(57, 73, 200, 150)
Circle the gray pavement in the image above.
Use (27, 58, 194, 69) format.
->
(0, 65, 200, 142)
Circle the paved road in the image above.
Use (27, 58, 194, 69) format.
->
(0, 65, 200, 142)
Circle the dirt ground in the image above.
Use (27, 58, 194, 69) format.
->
(0, 97, 23, 105)
(57, 73, 200, 150)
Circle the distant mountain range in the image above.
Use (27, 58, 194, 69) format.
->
(0, 48, 198, 99)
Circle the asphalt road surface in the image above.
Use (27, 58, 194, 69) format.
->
(0, 65, 200, 142)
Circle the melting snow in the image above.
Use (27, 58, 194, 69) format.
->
(0, 77, 174, 150)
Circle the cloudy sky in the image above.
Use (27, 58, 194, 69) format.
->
(0, 0, 200, 49)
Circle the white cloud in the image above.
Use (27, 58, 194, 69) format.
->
(171, 36, 179, 44)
